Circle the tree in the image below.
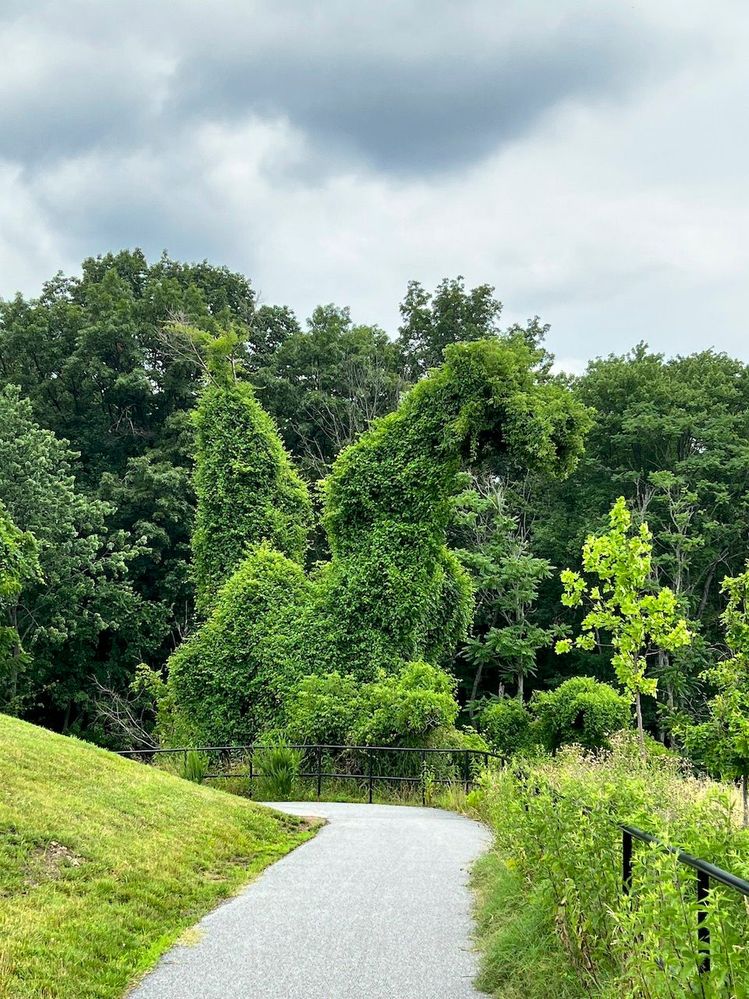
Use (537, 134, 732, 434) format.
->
(190, 329, 312, 613)
(0, 502, 41, 710)
(533, 346, 749, 700)
(397, 276, 504, 379)
(683, 563, 749, 826)
(455, 481, 557, 704)
(253, 304, 404, 480)
(556, 497, 692, 751)
(0, 250, 267, 691)
(0, 385, 152, 728)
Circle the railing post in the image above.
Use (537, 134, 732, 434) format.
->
(248, 750, 254, 798)
(622, 828, 633, 895)
(368, 750, 373, 804)
(697, 870, 711, 974)
(421, 750, 426, 806)
(463, 750, 471, 792)
(316, 746, 322, 800)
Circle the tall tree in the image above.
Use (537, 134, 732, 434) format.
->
(556, 497, 692, 750)
(397, 276, 503, 379)
(253, 304, 404, 480)
(454, 481, 557, 706)
(0, 386, 152, 728)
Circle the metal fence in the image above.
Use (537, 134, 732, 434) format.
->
(116, 743, 499, 805)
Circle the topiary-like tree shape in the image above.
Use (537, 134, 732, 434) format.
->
(167, 337, 592, 744)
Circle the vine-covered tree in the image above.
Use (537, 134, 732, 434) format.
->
(165, 337, 591, 744)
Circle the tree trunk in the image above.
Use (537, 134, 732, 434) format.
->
(634, 691, 646, 757)
(468, 661, 484, 721)
(517, 673, 524, 701)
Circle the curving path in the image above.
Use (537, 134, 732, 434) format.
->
(129, 801, 491, 999)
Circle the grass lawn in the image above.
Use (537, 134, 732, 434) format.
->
(0, 715, 317, 999)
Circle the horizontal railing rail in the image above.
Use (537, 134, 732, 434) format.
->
(116, 743, 501, 805)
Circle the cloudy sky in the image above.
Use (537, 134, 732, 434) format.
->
(1, 1, 748, 370)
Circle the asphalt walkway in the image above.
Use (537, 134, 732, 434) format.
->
(129, 801, 491, 999)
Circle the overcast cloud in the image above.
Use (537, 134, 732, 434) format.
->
(1, 0, 748, 368)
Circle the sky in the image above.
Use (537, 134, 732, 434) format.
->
(1, 0, 748, 372)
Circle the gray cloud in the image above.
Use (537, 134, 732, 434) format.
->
(0, 0, 747, 369)
(1, 2, 681, 173)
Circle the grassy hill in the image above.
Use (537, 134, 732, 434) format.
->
(0, 715, 316, 998)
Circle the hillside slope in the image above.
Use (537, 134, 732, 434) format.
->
(0, 715, 314, 999)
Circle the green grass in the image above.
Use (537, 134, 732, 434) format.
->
(471, 848, 596, 999)
(0, 715, 318, 999)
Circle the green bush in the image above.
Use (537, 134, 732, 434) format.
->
(284, 672, 362, 746)
(474, 738, 749, 996)
(166, 544, 311, 745)
(531, 676, 630, 751)
(179, 749, 210, 783)
(253, 740, 302, 800)
(285, 661, 461, 748)
(479, 697, 537, 758)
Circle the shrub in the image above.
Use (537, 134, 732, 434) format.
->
(284, 672, 362, 746)
(253, 740, 302, 800)
(179, 749, 209, 783)
(166, 544, 311, 745)
(479, 697, 536, 758)
(531, 676, 630, 751)
(284, 661, 461, 749)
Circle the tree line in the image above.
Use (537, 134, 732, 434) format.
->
(1, 248, 748, 752)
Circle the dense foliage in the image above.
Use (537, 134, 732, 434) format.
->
(474, 740, 749, 996)
(3, 249, 749, 760)
(191, 372, 311, 612)
(163, 335, 590, 744)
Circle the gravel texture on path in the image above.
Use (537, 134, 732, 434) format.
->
(129, 801, 490, 999)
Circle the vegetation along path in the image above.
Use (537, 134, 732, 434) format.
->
(130, 802, 491, 999)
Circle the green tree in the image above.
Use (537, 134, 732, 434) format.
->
(455, 481, 557, 704)
(253, 304, 404, 480)
(190, 330, 312, 612)
(684, 563, 749, 826)
(0, 385, 152, 727)
(556, 497, 692, 750)
(397, 276, 503, 379)
(533, 346, 749, 702)
(0, 502, 41, 709)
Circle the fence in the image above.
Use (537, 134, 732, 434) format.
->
(116, 743, 499, 805)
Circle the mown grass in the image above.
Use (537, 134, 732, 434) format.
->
(0, 714, 317, 999)
(471, 848, 595, 999)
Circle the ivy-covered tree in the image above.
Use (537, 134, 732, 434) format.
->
(165, 337, 591, 743)
(556, 497, 692, 750)
(188, 327, 312, 612)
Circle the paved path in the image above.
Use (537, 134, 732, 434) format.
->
(129, 801, 491, 999)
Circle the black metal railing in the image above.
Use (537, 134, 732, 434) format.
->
(519, 774, 749, 977)
(116, 743, 499, 805)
